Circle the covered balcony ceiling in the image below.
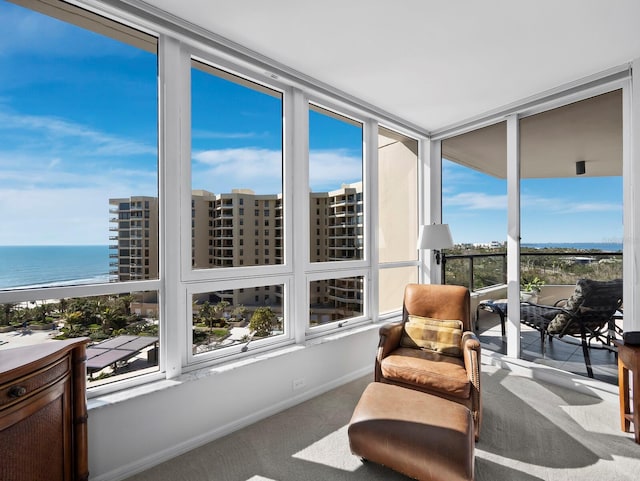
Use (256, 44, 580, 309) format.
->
(442, 90, 623, 179)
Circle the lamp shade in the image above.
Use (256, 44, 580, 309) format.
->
(417, 224, 454, 250)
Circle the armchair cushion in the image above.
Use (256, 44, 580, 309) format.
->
(400, 315, 463, 357)
(380, 347, 471, 399)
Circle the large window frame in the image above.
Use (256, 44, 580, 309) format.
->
(0, 0, 429, 396)
(0, 0, 164, 395)
(433, 75, 632, 361)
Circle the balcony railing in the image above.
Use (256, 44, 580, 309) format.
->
(442, 250, 623, 292)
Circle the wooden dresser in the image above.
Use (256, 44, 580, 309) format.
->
(0, 338, 90, 481)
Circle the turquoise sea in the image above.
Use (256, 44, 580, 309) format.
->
(522, 242, 623, 252)
(0, 242, 624, 291)
(0, 245, 111, 290)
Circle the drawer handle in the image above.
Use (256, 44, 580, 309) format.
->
(8, 385, 27, 398)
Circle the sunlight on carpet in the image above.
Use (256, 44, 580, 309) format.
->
(292, 425, 362, 472)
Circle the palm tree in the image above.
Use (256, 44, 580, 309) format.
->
(1, 303, 15, 326)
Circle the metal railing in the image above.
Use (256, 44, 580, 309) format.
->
(442, 251, 623, 292)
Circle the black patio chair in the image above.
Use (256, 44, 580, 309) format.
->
(519, 278, 623, 378)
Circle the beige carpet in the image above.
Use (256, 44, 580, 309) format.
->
(125, 365, 640, 481)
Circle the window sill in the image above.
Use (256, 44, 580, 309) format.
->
(87, 321, 382, 411)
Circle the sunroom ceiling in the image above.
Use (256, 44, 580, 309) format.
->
(140, 0, 640, 135)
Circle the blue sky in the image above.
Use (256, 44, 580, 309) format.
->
(443, 160, 623, 244)
(0, 1, 623, 247)
(0, 1, 361, 245)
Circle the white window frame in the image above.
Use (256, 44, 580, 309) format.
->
(1, 0, 432, 397)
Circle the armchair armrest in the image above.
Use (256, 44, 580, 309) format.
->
(462, 330, 482, 436)
(377, 321, 404, 359)
(374, 321, 403, 381)
(462, 331, 481, 384)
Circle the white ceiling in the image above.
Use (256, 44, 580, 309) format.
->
(141, 0, 640, 133)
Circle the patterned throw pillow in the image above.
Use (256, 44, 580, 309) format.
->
(400, 315, 463, 357)
(547, 285, 584, 334)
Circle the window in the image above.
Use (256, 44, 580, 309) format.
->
(309, 105, 363, 262)
(191, 285, 285, 356)
(377, 127, 419, 314)
(0, 0, 160, 386)
(191, 60, 283, 269)
(309, 276, 364, 329)
(0, 0, 414, 394)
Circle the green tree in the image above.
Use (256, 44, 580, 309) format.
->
(1, 303, 15, 326)
(231, 304, 246, 322)
(212, 300, 230, 325)
(249, 307, 276, 338)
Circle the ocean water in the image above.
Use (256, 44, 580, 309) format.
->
(0, 245, 111, 290)
(522, 242, 623, 252)
(0, 242, 624, 291)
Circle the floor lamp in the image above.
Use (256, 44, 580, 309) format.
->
(417, 224, 454, 282)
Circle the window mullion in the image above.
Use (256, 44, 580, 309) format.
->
(291, 88, 310, 344)
(159, 35, 188, 379)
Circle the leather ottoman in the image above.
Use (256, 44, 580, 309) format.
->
(348, 382, 474, 481)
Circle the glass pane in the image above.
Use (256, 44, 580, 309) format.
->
(309, 276, 363, 327)
(0, 1, 158, 288)
(0, 291, 160, 385)
(518, 91, 623, 374)
(441, 121, 507, 290)
(191, 61, 283, 269)
(309, 105, 363, 262)
(192, 286, 284, 355)
(520, 92, 624, 287)
(378, 127, 418, 263)
(378, 267, 418, 315)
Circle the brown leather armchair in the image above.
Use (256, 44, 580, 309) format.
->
(375, 283, 482, 440)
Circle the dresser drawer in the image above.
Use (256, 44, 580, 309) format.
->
(0, 356, 70, 409)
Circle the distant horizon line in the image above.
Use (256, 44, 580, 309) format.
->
(0, 241, 624, 248)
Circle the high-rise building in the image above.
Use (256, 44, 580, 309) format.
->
(110, 182, 362, 317)
(109, 196, 159, 282)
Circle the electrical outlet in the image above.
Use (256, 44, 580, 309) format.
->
(292, 378, 306, 390)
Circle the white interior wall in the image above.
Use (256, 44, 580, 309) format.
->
(87, 327, 379, 481)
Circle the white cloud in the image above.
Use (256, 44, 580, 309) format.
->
(521, 194, 621, 215)
(0, 111, 156, 157)
(192, 147, 362, 194)
(192, 129, 265, 140)
(445, 191, 507, 210)
(192, 147, 282, 194)
(309, 149, 361, 190)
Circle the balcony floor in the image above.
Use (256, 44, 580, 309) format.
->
(476, 309, 619, 385)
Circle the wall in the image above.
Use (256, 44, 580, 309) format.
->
(87, 326, 379, 481)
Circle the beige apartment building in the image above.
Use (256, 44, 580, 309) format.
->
(110, 183, 363, 321)
(109, 196, 159, 282)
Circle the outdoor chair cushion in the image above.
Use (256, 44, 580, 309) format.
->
(547, 278, 622, 335)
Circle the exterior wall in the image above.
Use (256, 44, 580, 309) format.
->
(191, 190, 215, 269)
